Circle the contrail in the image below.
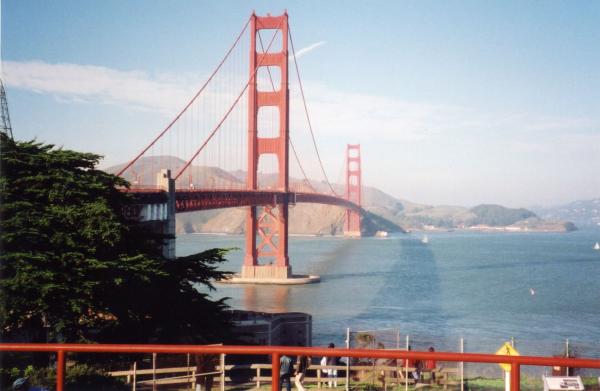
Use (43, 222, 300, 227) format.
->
(290, 41, 326, 60)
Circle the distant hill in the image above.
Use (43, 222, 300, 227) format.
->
(533, 198, 600, 228)
(468, 204, 536, 226)
(105, 156, 577, 234)
(105, 156, 243, 189)
(364, 201, 575, 232)
(105, 157, 405, 236)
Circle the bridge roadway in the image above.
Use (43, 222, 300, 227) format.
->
(125, 188, 361, 213)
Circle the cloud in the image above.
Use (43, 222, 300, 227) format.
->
(2, 60, 201, 115)
(4, 59, 598, 205)
(4, 59, 597, 150)
(291, 41, 326, 60)
(289, 82, 469, 143)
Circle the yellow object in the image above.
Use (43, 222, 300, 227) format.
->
(495, 342, 520, 372)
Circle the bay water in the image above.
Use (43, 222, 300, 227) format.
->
(177, 229, 600, 360)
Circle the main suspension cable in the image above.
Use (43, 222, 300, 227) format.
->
(288, 26, 338, 196)
(257, 32, 316, 193)
(175, 19, 284, 180)
(118, 16, 251, 177)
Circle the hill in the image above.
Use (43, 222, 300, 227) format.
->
(104, 158, 405, 236)
(533, 198, 600, 228)
(104, 157, 576, 234)
(469, 204, 536, 226)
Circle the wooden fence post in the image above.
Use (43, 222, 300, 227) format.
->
(220, 354, 226, 391)
(132, 361, 137, 391)
(152, 353, 157, 391)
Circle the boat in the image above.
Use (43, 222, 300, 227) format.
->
(375, 230, 388, 237)
(421, 235, 429, 244)
(594, 242, 600, 250)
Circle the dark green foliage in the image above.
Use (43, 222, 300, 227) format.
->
(30, 363, 129, 391)
(0, 133, 232, 344)
(468, 204, 536, 227)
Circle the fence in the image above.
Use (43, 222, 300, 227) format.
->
(105, 362, 460, 391)
(3, 343, 600, 391)
(345, 328, 600, 382)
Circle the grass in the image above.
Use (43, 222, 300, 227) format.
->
(223, 376, 600, 391)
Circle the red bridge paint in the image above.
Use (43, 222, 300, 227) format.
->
(118, 12, 364, 275)
(174, 189, 361, 213)
(2, 343, 600, 391)
(245, 12, 291, 271)
(345, 144, 362, 236)
(122, 188, 361, 213)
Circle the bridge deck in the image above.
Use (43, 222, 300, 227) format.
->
(125, 188, 361, 213)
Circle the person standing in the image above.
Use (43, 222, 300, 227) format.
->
(295, 353, 310, 391)
(321, 343, 338, 388)
(280, 354, 293, 391)
(403, 345, 420, 383)
(424, 347, 437, 382)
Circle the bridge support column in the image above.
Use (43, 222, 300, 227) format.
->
(123, 170, 175, 260)
(242, 12, 292, 281)
(344, 144, 362, 237)
(158, 169, 176, 259)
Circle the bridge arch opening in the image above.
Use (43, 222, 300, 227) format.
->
(257, 153, 281, 190)
(257, 66, 282, 92)
(257, 106, 280, 138)
(256, 29, 283, 53)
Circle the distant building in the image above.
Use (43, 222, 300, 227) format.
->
(230, 310, 312, 346)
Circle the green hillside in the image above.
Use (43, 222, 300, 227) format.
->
(105, 157, 576, 234)
(468, 204, 537, 227)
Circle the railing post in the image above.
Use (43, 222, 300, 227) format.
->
(152, 352, 157, 391)
(405, 335, 409, 391)
(187, 354, 191, 391)
(460, 338, 464, 391)
(133, 361, 137, 391)
(317, 363, 321, 387)
(220, 353, 226, 391)
(510, 363, 520, 391)
(56, 350, 65, 391)
(272, 353, 280, 391)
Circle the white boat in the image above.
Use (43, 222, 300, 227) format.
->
(375, 230, 388, 237)
(421, 235, 429, 244)
(594, 242, 600, 250)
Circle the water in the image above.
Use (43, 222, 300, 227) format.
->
(177, 229, 600, 358)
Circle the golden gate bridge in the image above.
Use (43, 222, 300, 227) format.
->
(118, 12, 363, 282)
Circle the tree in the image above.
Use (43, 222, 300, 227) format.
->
(0, 134, 232, 344)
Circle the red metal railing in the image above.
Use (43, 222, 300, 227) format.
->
(2, 343, 600, 391)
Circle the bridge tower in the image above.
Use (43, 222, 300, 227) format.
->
(242, 12, 291, 280)
(0, 79, 14, 140)
(345, 144, 362, 237)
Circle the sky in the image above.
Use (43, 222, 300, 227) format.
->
(2, 0, 599, 208)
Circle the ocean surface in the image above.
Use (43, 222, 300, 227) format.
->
(177, 229, 600, 360)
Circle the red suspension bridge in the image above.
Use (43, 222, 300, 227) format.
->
(118, 12, 363, 282)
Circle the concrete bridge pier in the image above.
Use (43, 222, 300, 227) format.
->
(123, 171, 175, 260)
(157, 169, 176, 259)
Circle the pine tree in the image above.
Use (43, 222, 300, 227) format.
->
(0, 134, 232, 344)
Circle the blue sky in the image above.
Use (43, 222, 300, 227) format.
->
(2, 0, 599, 207)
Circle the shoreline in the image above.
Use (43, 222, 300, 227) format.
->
(178, 227, 575, 237)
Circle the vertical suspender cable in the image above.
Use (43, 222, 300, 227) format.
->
(288, 27, 338, 196)
(175, 19, 284, 180)
(118, 17, 251, 177)
(257, 31, 315, 193)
